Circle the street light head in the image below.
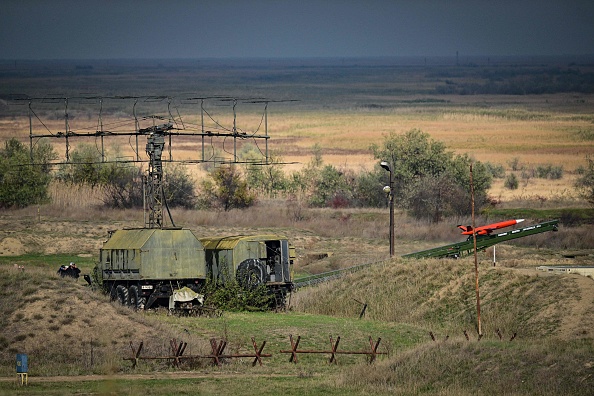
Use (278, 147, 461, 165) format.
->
(380, 161, 391, 172)
(383, 185, 391, 194)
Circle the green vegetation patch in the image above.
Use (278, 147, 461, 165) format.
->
(0, 253, 95, 271)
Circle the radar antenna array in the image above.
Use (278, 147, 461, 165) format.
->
(9, 95, 294, 229)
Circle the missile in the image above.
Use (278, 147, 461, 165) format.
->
(458, 219, 525, 236)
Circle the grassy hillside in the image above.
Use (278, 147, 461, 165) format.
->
(0, 221, 592, 395)
(293, 256, 594, 339)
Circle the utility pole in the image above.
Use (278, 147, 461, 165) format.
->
(470, 163, 482, 337)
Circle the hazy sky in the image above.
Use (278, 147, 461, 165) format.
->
(1, 0, 593, 59)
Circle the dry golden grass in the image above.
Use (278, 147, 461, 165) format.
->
(3, 91, 593, 203)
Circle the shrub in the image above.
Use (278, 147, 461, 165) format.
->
(308, 165, 353, 207)
(203, 279, 272, 311)
(197, 165, 256, 211)
(100, 163, 144, 208)
(485, 162, 506, 178)
(549, 165, 564, 180)
(574, 156, 594, 205)
(162, 163, 196, 209)
(55, 144, 104, 186)
(508, 157, 522, 171)
(504, 173, 519, 190)
(536, 164, 564, 179)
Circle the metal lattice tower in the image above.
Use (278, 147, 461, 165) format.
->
(142, 123, 172, 228)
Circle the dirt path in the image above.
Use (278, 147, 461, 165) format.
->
(0, 371, 291, 383)
(557, 274, 594, 338)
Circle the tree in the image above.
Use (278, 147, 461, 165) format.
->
(162, 163, 196, 209)
(100, 163, 144, 208)
(0, 138, 56, 208)
(55, 144, 104, 186)
(446, 154, 492, 215)
(308, 164, 352, 207)
(371, 130, 492, 221)
(198, 166, 256, 211)
(370, 129, 452, 193)
(575, 156, 594, 206)
(405, 173, 465, 223)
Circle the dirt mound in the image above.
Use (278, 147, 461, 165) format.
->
(0, 237, 27, 256)
(0, 215, 129, 256)
(0, 268, 196, 376)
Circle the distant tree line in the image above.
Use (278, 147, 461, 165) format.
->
(435, 67, 594, 95)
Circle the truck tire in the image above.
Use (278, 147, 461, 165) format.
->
(236, 259, 266, 289)
(116, 285, 129, 306)
(129, 285, 140, 310)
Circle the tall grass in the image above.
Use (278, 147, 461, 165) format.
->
(338, 338, 594, 395)
(292, 257, 580, 339)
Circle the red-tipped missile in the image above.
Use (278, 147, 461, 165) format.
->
(458, 219, 524, 236)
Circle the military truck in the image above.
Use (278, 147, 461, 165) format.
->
(95, 228, 294, 309)
(200, 235, 295, 307)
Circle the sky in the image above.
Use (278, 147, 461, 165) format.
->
(1, 0, 593, 60)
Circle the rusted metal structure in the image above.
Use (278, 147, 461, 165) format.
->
(124, 337, 271, 368)
(279, 335, 386, 364)
(124, 335, 386, 368)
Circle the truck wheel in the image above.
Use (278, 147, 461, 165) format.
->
(116, 285, 129, 306)
(129, 285, 141, 310)
(236, 259, 265, 289)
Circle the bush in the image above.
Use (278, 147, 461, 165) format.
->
(55, 144, 104, 186)
(308, 165, 353, 207)
(536, 164, 564, 179)
(485, 162, 506, 178)
(100, 163, 144, 208)
(352, 167, 387, 208)
(162, 164, 196, 209)
(574, 156, 594, 205)
(549, 165, 564, 180)
(508, 157, 522, 171)
(203, 279, 272, 311)
(504, 173, 519, 190)
(197, 165, 256, 211)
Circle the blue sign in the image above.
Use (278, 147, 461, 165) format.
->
(16, 354, 28, 373)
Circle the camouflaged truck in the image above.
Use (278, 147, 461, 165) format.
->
(96, 228, 294, 309)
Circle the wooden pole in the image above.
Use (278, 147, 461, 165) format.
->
(470, 164, 482, 337)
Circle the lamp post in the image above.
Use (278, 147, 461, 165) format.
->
(380, 161, 395, 257)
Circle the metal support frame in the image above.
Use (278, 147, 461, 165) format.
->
(144, 128, 167, 228)
(402, 220, 559, 259)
